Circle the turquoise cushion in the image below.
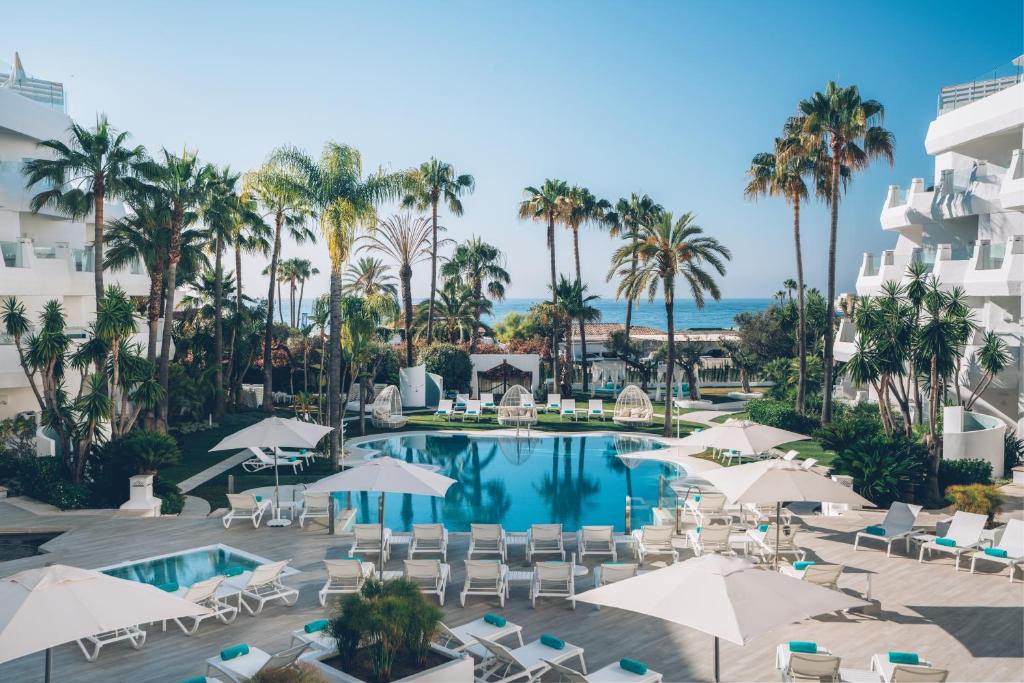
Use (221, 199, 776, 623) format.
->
(984, 547, 1008, 558)
(888, 652, 919, 665)
(789, 641, 817, 654)
(288, 456, 298, 462)
(793, 561, 816, 571)
(255, 495, 263, 502)
(695, 527, 701, 534)
(935, 537, 956, 547)
(540, 634, 565, 650)
(220, 644, 249, 661)
(694, 494, 701, 502)
(350, 556, 364, 562)
(483, 613, 506, 627)
(304, 619, 329, 633)
(619, 658, 648, 675)
(155, 581, 179, 592)
(758, 524, 770, 533)
(223, 566, 244, 577)
(865, 525, 887, 536)
(300, 449, 308, 454)
(180, 677, 207, 683)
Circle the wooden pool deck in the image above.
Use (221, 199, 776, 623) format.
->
(0, 490, 1021, 683)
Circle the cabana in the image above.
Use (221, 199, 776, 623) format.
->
(371, 385, 408, 429)
(497, 385, 537, 427)
(612, 384, 653, 426)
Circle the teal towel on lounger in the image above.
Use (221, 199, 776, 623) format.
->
(758, 524, 770, 533)
(304, 619, 329, 633)
(540, 634, 565, 650)
(984, 547, 1008, 558)
(484, 613, 506, 627)
(789, 641, 817, 654)
(935, 537, 956, 547)
(180, 677, 207, 683)
(888, 652, 919, 665)
(223, 566, 244, 577)
(255, 495, 262, 502)
(620, 658, 648, 675)
(220, 644, 249, 661)
(865, 525, 887, 536)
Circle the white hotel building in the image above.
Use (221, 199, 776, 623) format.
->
(835, 58, 1024, 473)
(0, 54, 154, 417)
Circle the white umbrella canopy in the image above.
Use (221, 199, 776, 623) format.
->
(619, 446, 722, 475)
(305, 456, 456, 496)
(677, 419, 809, 456)
(701, 458, 872, 507)
(0, 565, 211, 680)
(208, 416, 332, 451)
(575, 555, 867, 681)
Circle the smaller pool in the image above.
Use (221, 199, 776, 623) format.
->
(0, 532, 60, 561)
(99, 544, 286, 588)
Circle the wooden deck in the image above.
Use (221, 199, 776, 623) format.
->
(0, 492, 1021, 683)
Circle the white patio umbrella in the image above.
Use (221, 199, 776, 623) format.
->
(210, 417, 332, 527)
(575, 554, 867, 682)
(702, 458, 873, 568)
(305, 457, 457, 575)
(677, 419, 809, 457)
(0, 564, 212, 683)
(618, 445, 720, 475)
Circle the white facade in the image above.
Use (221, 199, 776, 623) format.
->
(0, 56, 154, 417)
(836, 62, 1024, 431)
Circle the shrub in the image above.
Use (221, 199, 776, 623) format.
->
(938, 458, 992, 491)
(814, 407, 884, 454)
(830, 434, 929, 508)
(418, 343, 472, 393)
(15, 457, 90, 510)
(747, 398, 819, 434)
(252, 663, 327, 683)
(945, 484, 1004, 522)
(117, 430, 181, 474)
(1004, 431, 1023, 475)
(155, 476, 185, 515)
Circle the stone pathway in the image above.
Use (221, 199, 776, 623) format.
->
(176, 450, 253, 493)
(681, 409, 740, 426)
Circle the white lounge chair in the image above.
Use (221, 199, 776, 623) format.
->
(273, 446, 317, 466)
(800, 458, 818, 471)
(298, 491, 332, 528)
(228, 560, 299, 616)
(530, 560, 575, 609)
(527, 524, 565, 561)
(687, 523, 735, 557)
(205, 643, 311, 683)
(683, 492, 727, 526)
(481, 393, 497, 412)
(469, 523, 507, 561)
(560, 399, 577, 421)
(916, 511, 987, 569)
(747, 524, 806, 564)
(222, 493, 272, 529)
(546, 658, 663, 683)
(782, 652, 841, 682)
(854, 502, 923, 557)
(474, 634, 586, 683)
(780, 450, 799, 461)
(240, 446, 303, 474)
(76, 626, 146, 662)
(410, 523, 449, 561)
(870, 652, 944, 682)
(289, 619, 337, 657)
(594, 562, 638, 587)
(350, 524, 392, 563)
(173, 577, 239, 635)
(779, 562, 844, 590)
(318, 558, 374, 606)
(455, 394, 470, 411)
(461, 559, 510, 607)
(435, 399, 454, 421)
(403, 559, 450, 605)
(545, 394, 562, 414)
(968, 518, 1024, 582)
(631, 525, 679, 565)
(743, 502, 795, 527)
(577, 525, 617, 561)
(774, 642, 835, 673)
(437, 617, 524, 655)
(585, 399, 605, 421)
(463, 399, 483, 422)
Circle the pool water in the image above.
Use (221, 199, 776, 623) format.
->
(101, 545, 265, 587)
(0, 532, 59, 561)
(349, 433, 675, 532)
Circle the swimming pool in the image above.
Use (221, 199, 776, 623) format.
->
(99, 544, 287, 588)
(348, 433, 676, 532)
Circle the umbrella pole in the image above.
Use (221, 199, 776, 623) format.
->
(378, 494, 385, 579)
(267, 456, 291, 527)
(44, 647, 52, 683)
(713, 636, 720, 683)
(774, 501, 781, 571)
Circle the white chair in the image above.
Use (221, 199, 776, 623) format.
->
(585, 399, 605, 421)
(474, 634, 586, 683)
(560, 399, 577, 421)
(75, 626, 146, 662)
(435, 399, 454, 421)
(410, 523, 449, 561)
(469, 523, 507, 561)
(631, 525, 679, 564)
(968, 518, 1024, 582)
(747, 524, 806, 564)
(173, 577, 239, 635)
(273, 446, 317, 466)
(800, 458, 818, 471)
(687, 523, 735, 557)
(527, 524, 565, 561)
(350, 524, 392, 563)
(240, 446, 303, 474)
(781, 450, 799, 461)
(481, 393, 497, 412)
(779, 562, 844, 590)
(403, 559, 450, 605)
(870, 653, 945, 682)
(854, 502, 924, 557)
(205, 643, 311, 683)
(774, 642, 835, 673)
(455, 393, 470, 411)
(290, 620, 337, 657)
(318, 558, 374, 606)
(916, 511, 987, 569)
(436, 617, 524, 654)
(683, 492, 727, 526)
(298, 491, 331, 528)
(545, 394, 562, 414)
(594, 562, 638, 587)
(782, 652, 841, 682)
(577, 525, 617, 561)
(461, 559, 510, 607)
(228, 560, 299, 616)
(222, 493, 272, 529)
(546, 658, 663, 683)
(530, 560, 575, 609)
(462, 399, 483, 421)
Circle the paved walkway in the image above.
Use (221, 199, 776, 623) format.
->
(682, 409, 740, 426)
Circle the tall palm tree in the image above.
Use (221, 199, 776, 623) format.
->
(800, 82, 895, 422)
(361, 213, 435, 365)
(413, 281, 490, 344)
(518, 179, 569, 389)
(274, 258, 300, 326)
(611, 212, 730, 435)
(401, 158, 475, 341)
(605, 194, 663, 342)
(22, 115, 146, 306)
(293, 258, 319, 328)
(343, 256, 399, 300)
(552, 276, 601, 394)
(441, 237, 510, 352)
(243, 160, 314, 411)
(275, 143, 405, 466)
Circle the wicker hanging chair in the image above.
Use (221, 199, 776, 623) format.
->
(370, 385, 408, 429)
(612, 384, 653, 426)
(496, 385, 537, 426)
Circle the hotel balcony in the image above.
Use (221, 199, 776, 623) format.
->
(1001, 149, 1024, 210)
(880, 179, 934, 231)
(833, 318, 858, 363)
(855, 249, 913, 295)
(0, 238, 150, 298)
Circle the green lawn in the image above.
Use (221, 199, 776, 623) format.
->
(160, 410, 287, 486)
(708, 411, 835, 466)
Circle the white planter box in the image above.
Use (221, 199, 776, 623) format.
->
(308, 650, 473, 683)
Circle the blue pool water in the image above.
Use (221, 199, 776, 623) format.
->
(101, 545, 264, 587)
(349, 434, 675, 532)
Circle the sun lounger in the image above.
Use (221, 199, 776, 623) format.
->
(631, 525, 678, 564)
(461, 559, 510, 607)
(854, 502, 923, 557)
(577, 525, 617, 561)
(205, 643, 311, 683)
(585, 399, 605, 421)
(687, 523, 735, 557)
(455, 394, 470, 412)
(435, 399, 454, 421)
(560, 399, 577, 421)
(545, 394, 562, 414)
(469, 523, 507, 561)
(297, 491, 331, 528)
(227, 560, 299, 616)
(474, 634, 585, 683)
(968, 518, 1024, 582)
(436, 617, 524, 655)
(222, 493, 272, 529)
(76, 625, 146, 662)
(318, 558, 374, 606)
(273, 446, 317, 466)
(871, 652, 945, 682)
(530, 560, 576, 609)
(781, 651, 841, 682)
(403, 559, 450, 605)
(747, 523, 806, 564)
(527, 523, 566, 561)
(916, 511, 987, 569)
(173, 576, 239, 635)
(546, 657, 663, 682)
(594, 562, 638, 587)
(800, 458, 818, 470)
(350, 524, 392, 563)
(481, 393, 497, 412)
(410, 523, 449, 561)
(779, 562, 844, 590)
(240, 446, 303, 474)
(775, 642, 835, 672)
(683, 492, 727, 525)
(289, 619, 337, 656)
(462, 399, 483, 421)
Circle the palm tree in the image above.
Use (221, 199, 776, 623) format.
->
(93, 286, 140, 437)
(309, 294, 330, 421)
(413, 281, 489, 344)
(605, 194, 663, 342)
(611, 212, 730, 435)
(964, 331, 1011, 410)
(243, 159, 314, 411)
(441, 237, 510, 352)
(274, 258, 300, 327)
(343, 256, 399, 300)
(800, 82, 895, 422)
(401, 158, 475, 341)
(22, 115, 146, 306)
(552, 276, 601, 394)
(293, 258, 319, 328)
(361, 214, 435, 366)
(518, 179, 569, 389)
(275, 143, 405, 466)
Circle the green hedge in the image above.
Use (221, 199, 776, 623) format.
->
(418, 343, 472, 392)
(746, 398, 820, 434)
(939, 458, 992, 492)
(15, 458, 90, 510)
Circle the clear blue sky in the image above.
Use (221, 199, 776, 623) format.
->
(3, 1, 1021, 301)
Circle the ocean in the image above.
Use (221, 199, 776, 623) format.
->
(486, 298, 771, 330)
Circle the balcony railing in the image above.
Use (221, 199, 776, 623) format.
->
(0, 241, 25, 268)
(977, 242, 1006, 271)
(938, 58, 1023, 115)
